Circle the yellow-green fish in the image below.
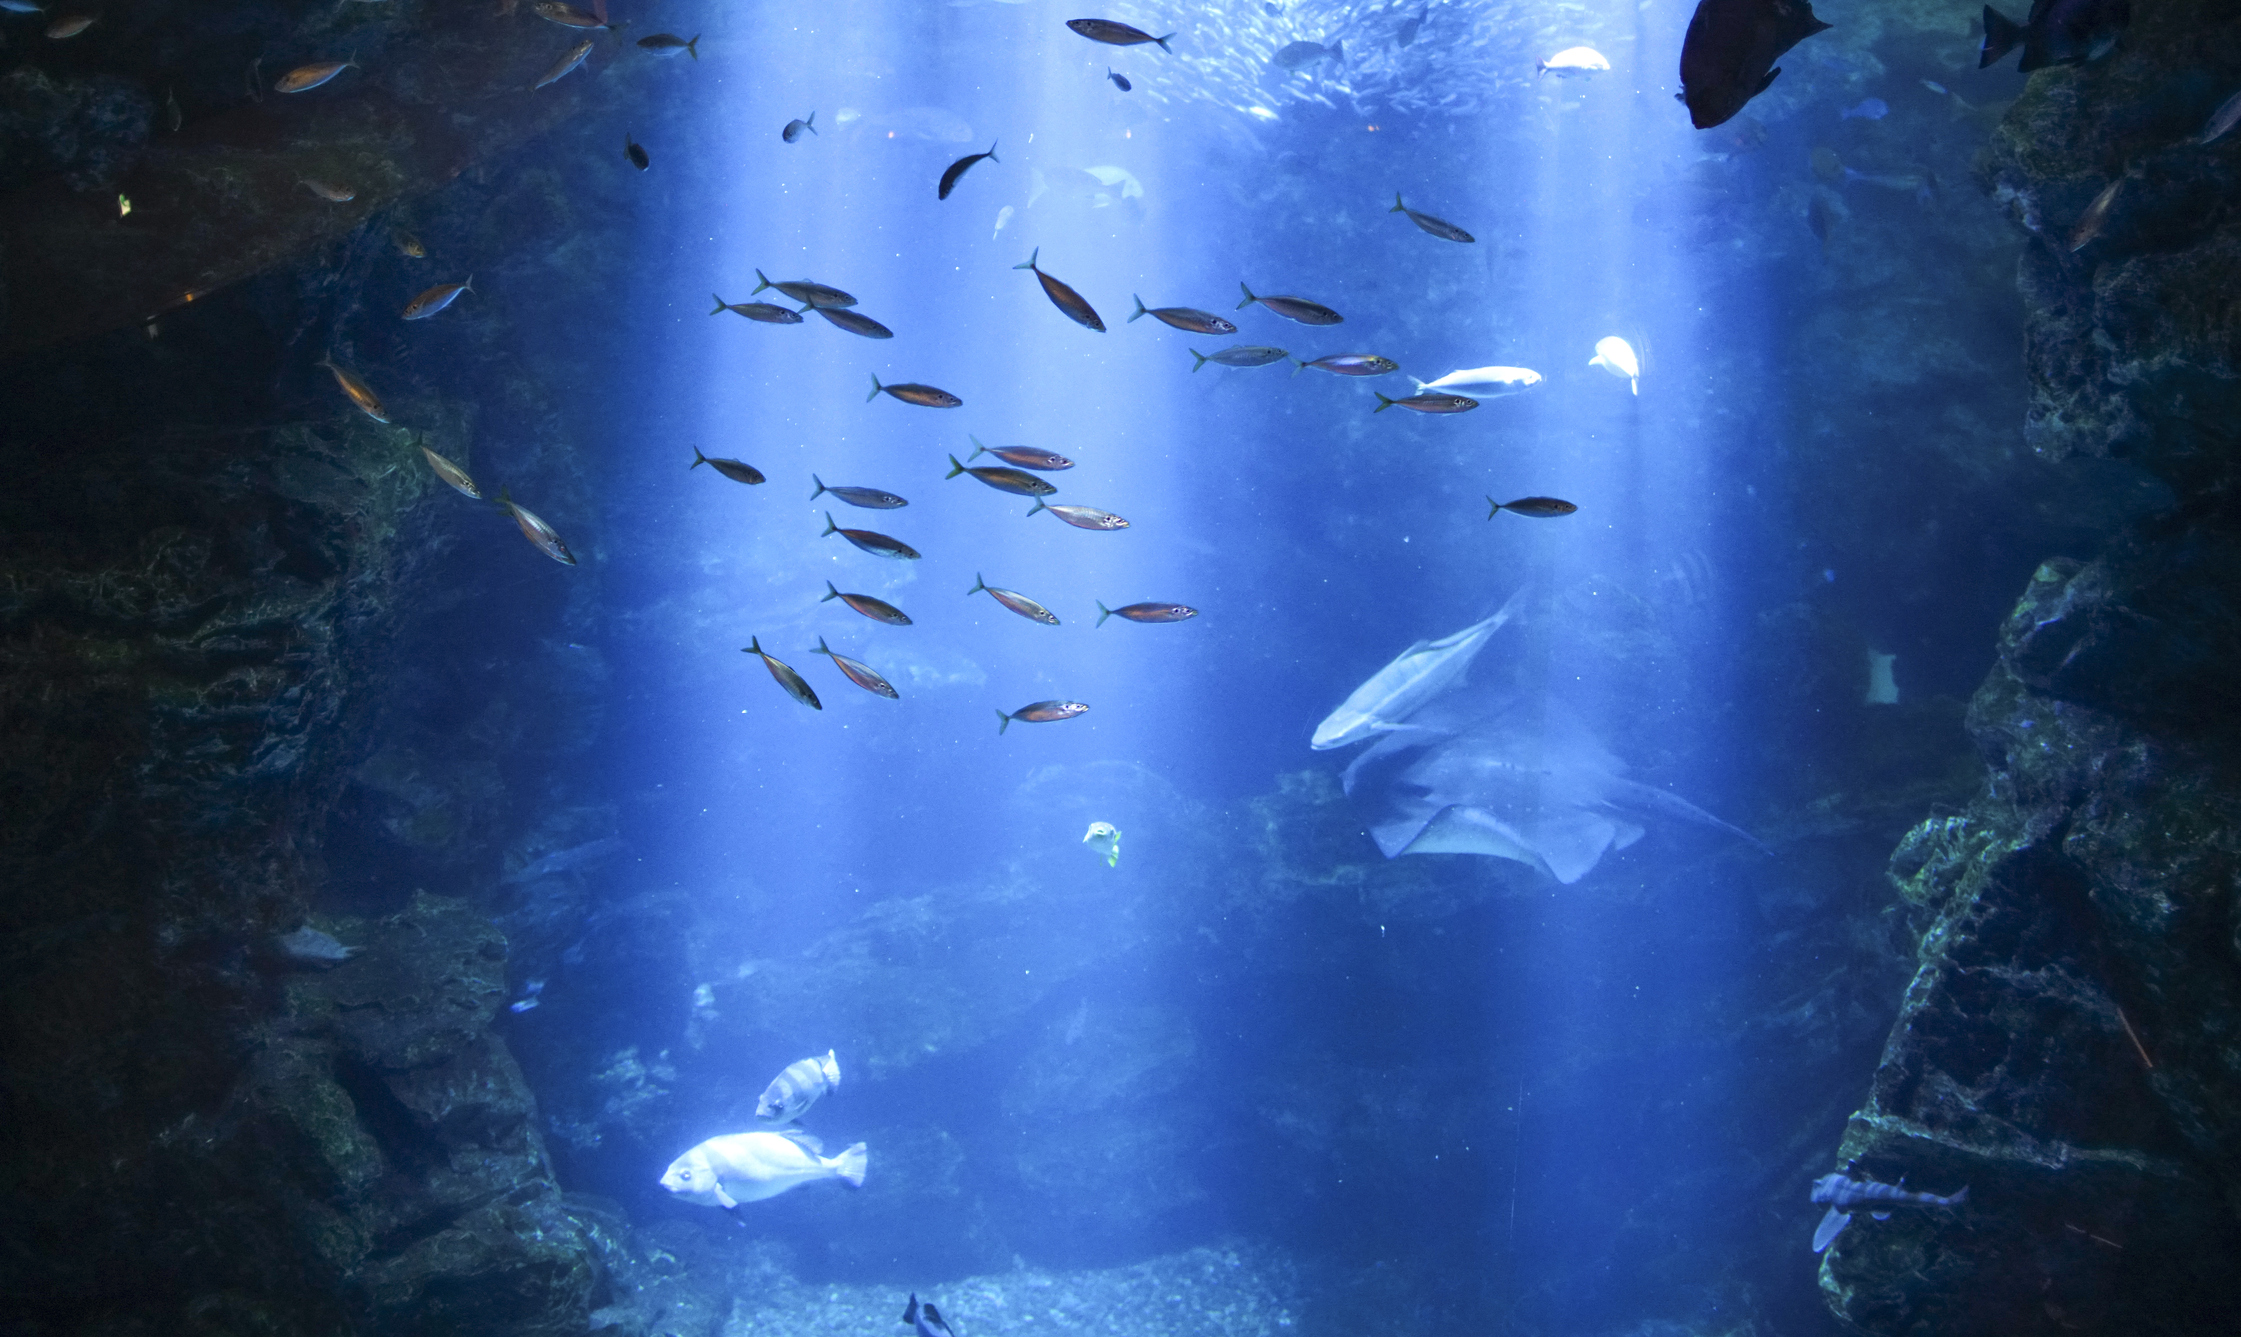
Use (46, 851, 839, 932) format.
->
(317, 357, 389, 422)
(1083, 821, 1120, 867)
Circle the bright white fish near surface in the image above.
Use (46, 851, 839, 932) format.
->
(1537, 46, 1610, 76)
(1311, 588, 1528, 750)
(1810, 1172, 1968, 1253)
(993, 204, 1014, 239)
(756, 1049, 840, 1122)
(1411, 365, 1542, 398)
(1589, 336, 1639, 394)
(660, 1130, 866, 1209)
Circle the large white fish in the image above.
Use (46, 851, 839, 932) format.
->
(1310, 589, 1527, 750)
(659, 1130, 866, 1209)
(1589, 336, 1639, 394)
(1410, 365, 1542, 398)
(756, 1049, 840, 1122)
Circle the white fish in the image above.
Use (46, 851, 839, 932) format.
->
(755, 1049, 840, 1122)
(660, 1130, 866, 1208)
(2198, 90, 2241, 146)
(274, 926, 359, 966)
(1410, 365, 1542, 398)
(1865, 651, 1899, 704)
(1589, 336, 1638, 394)
(1537, 46, 1610, 76)
(1311, 589, 1527, 750)
(993, 204, 1014, 239)
(0, 0, 46, 12)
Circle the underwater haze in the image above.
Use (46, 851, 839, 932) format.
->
(10, 0, 2236, 1334)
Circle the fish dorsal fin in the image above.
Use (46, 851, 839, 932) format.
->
(779, 1128, 824, 1153)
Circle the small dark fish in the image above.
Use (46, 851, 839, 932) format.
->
(744, 636, 822, 710)
(824, 580, 912, 626)
(625, 133, 649, 170)
(1027, 498, 1128, 530)
(535, 37, 597, 90)
(1840, 97, 1888, 120)
(1273, 39, 1342, 71)
(1237, 282, 1342, 325)
(753, 270, 856, 308)
(1980, 0, 2128, 72)
(710, 293, 805, 323)
(817, 307, 896, 339)
(1390, 193, 1475, 243)
(164, 87, 182, 132)
(534, 2, 616, 29)
(1190, 345, 1290, 370)
(274, 58, 358, 93)
(1486, 495, 1578, 519)
(1129, 295, 1236, 334)
(939, 141, 999, 200)
(1015, 248, 1105, 332)
(1372, 390, 1478, 414)
(1397, 6, 1426, 46)
(968, 573, 1060, 625)
(948, 453, 1056, 496)
(969, 436, 1073, 471)
(2068, 174, 2124, 251)
(905, 1295, 958, 1337)
(783, 112, 817, 142)
(499, 489, 577, 565)
(692, 446, 765, 485)
(814, 637, 899, 698)
(813, 476, 907, 509)
(1677, 0, 1833, 129)
(1096, 600, 1197, 626)
(1107, 68, 1132, 91)
(637, 32, 700, 58)
(1807, 193, 1833, 246)
(997, 700, 1089, 734)
(1293, 353, 1399, 377)
(868, 374, 961, 408)
(393, 227, 426, 258)
(1066, 18, 1174, 52)
(821, 512, 921, 560)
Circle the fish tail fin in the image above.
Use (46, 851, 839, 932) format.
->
(1950, 1186, 1970, 1205)
(1486, 495, 1503, 519)
(997, 709, 1012, 734)
(1154, 32, 1173, 52)
(821, 512, 837, 536)
(709, 293, 727, 315)
(686, 34, 699, 59)
(968, 434, 986, 460)
(814, 636, 833, 657)
(692, 446, 708, 468)
(807, 111, 817, 134)
(1013, 247, 1039, 271)
(1129, 294, 1147, 322)
(744, 636, 763, 656)
(826, 1139, 865, 1187)
(968, 573, 987, 595)
(1096, 601, 1112, 627)
(1978, 6, 2023, 67)
(1189, 349, 1208, 371)
(810, 474, 827, 498)
(822, 581, 840, 602)
(1290, 357, 1307, 377)
(986, 139, 998, 161)
(1330, 39, 1342, 61)
(1026, 497, 1048, 517)
(463, 273, 474, 293)
(753, 268, 772, 295)
(1374, 392, 1396, 413)
(1391, 192, 1406, 213)
(1408, 376, 1429, 393)
(946, 454, 966, 478)
(866, 373, 883, 402)
(1237, 281, 1256, 310)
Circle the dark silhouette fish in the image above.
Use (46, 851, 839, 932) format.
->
(1293, 353, 1398, 377)
(744, 637, 822, 710)
(867, 374, 961, 408)
(1391, 193, 1474, 242)
(824, 581, 912, 626)
(753, 270, 856, 308)
(821, 512, 921, 560)
(938, 141, 998, 200)
(1979, 0, 2128, 71)
(969, 436, 1073, 470)
(692, 446, 765, 485)
(1274, 38, 1342, 71)
(1486, 495, 1577, 519)
(1016, 248, 1105, 331)
(812, 476, 907, 509)
(815, 637, 899, 698)
(1237, 282, 1343, 324)
(968, 573, 1060, 625)
(711, 294, 804, 323)
(1096, 600, 1197, 626)
(948, 453, 1056, 496)
(904, 1295, 957, 1337)
(1130, 295, 1235, 334)
(1677, 0, 1832, 129)
(1027, 498, 1129, 530)
(636, 32, 699, 58)
(1397, 6, 1426, 45)
(997, 700, 1089, 733)
(783, 112, 817, 142)
(1066, 18, 1173, 51)
(1373, 390, 1478, 414)
(1108, 68, 1131, 91)
(816, 307, 895, 339)
(625, 134, 649, 170)
(1191, 345, 1290, 370)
